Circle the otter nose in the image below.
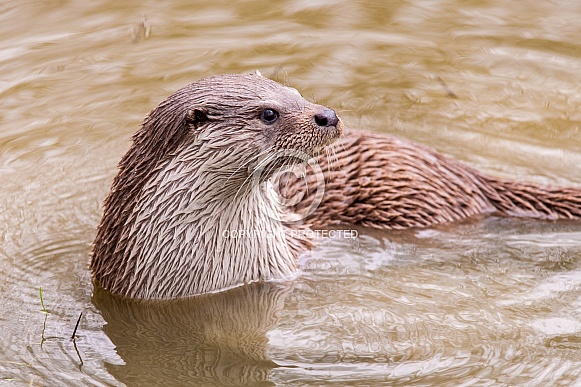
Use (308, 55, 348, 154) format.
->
(314, 108, 339, 127)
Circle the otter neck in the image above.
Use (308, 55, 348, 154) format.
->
(117, 135, 297, 299)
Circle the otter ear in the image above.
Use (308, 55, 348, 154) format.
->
(185, 108, 209, 129)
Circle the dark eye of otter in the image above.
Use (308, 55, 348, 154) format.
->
(260, 108, 279, 124)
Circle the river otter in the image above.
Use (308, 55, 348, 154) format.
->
(91, 73, 581, 299)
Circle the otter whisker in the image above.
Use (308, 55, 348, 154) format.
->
(221, 147, 252, 187)
(328, 143, 340, 172)
(232, 149, 281, 203)
(232, 169, 259, 203)
(324, 147, 333, 175)
(300, 163, 309, 199)
(223, 146, 274, 188)
(338, 138, 348, 154)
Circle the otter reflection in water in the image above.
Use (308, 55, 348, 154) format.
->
(91, 73, 581, 299)
(93, 281, 290, 386)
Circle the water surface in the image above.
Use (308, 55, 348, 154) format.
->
(1, 1, 581, 385)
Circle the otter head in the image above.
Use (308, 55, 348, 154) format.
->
(184, 74, 343, 183)
(91, 73, 342, 299)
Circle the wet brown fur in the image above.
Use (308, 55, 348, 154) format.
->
(92, 74, 581, 299)
(285, 131, 581, 229)
(91, 74, 341, 298)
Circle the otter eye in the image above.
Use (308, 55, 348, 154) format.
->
(260, 108, 279, 124)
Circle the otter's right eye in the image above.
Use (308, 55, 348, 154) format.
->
(260, 109, 279, 124)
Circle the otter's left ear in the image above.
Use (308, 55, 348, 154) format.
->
(186, 108, 209, 129)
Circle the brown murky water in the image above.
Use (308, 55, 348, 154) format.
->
(2, 1, 581, 385)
